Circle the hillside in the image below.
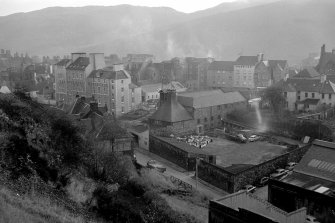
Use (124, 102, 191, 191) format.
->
(0, 0, 334, 63)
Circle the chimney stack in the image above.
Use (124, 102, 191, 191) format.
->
(257, 53, 264, 62)
(89, 53, 105, 70)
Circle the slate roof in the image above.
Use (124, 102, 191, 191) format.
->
(55, 59, 71, 66)
(149, 90, 193, 123)
(67, 57, 90, 70)
(277, 77, 335, 94)
(178, 90, 246, 109)
(268, 60, 287, 70)
(96, 120, 132, 140)
(294, 140, 335, 182)
(88, 69, 128, 80)
(208, 61, 234, 71)
(235, 56, 258, 66)
(293, 67, 320, 78)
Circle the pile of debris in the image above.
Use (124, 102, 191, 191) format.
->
(177, 135, 213, 149)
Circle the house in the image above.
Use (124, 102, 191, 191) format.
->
(177, 90, 247, 132)
(233, 54, 260, 88)
(128, 124, 149, 150)
(54, 58, 71, 102)
(209, 191, 307, 223)
(279, 77, 335, 112)
(254, 60, 289, 88)
(268, 140, 335, 223)
(206, 61, 234, 88)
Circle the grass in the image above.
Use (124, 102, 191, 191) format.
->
(0, 187, 94, 223)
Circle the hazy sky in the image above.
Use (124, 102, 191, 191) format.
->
(0, 0, 240, 16)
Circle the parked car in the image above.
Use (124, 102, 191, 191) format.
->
(285, 162, 297, 171)
(237, 134, 247, 143)
(249, 135, 261, 142)
(305, 215, 320, 223)
(270, 169, 288, 179)
(257, 177, 269, 187)
(147, 160, 166, 173)
(241, 185, 256, 193)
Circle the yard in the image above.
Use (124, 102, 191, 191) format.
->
(199, 137, 288, 167)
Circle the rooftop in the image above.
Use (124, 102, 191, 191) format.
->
(294, 139, 335, 183)
(213, 191, 306, 223)
(208, 61, 234, 71)
(66, 57, 90, 70)
(178, 90, 246, 109)
(88, 69, 128, 80)
(235, 56, 258, 66)
(55, 59, 71, 67)
(141, 81, 187, 93)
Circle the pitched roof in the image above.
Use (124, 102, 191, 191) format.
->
(129, 83, 139, 89)
(141, 81, 187, 93)
(235, 56, 258, 66)
(268, 60, 287, 70)
(96, 120, 132, 140)
(294, 140, 335, 182)
(67, 57, 90, 70)
(149, 90, 193, 123)
(293, 67, 320, 78)
(279, 78, 321, 93)
(178, 90, 246, 109)
(55, 59, 71, 66)
(88, 69, 128, 80)
(208, 61, 234, 71)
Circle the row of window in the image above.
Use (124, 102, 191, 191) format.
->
(197, 115, 221, 124)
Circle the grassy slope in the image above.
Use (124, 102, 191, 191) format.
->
(0, 187, 91, 223)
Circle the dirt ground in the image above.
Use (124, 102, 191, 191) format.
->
(201, 137, 287, 167)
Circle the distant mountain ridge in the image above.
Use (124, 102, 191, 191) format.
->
(0, 0, 334, 64)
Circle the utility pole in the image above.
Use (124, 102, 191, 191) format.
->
(196, 157, 198, 189)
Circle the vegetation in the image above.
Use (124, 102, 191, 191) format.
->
(0, 92, 202, 223)
(261, 86, 286, 115)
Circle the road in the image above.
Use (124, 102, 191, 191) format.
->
(134, 147, 228, 199)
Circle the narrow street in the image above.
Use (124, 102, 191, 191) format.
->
(134, 147, 228, 199)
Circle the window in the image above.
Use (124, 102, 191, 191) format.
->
(121, 96, 124, 103)
(312, 93, 315, 98)
(329, 94, 332, 99)
(121, 80, 123, 84)
(204, 118, 208, 122)
(121, 106, 124, 113)
(218, 115, 221, 119)
(211, 116, 214, 121)
(322, 93, 325, 99)
(305, 93, 308, 97)
(121, 87, 124, 92)
(298, 96, 301, 101)
(197, 119, 200, 124)
(132, 97, 134, 103)
(217, 105, 221, 110)
(284, 92, 287, 98)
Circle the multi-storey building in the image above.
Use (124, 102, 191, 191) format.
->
(206, 61, 234, 88)
(233, 55, 260, 88)
(86, 66, 141, 117)
(55, 52, 141, 116)
(254, 60, 289, 88)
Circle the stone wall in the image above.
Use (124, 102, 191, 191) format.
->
(198, 144, 310, 193)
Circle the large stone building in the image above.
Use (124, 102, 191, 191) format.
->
(233, 55, 260, 88)
(86, 67, 141, 117)
(54, 52, 141, 117)
(268, 140, 335, 223)
(254, 60, 289, 88)
(177, 90, 247, 132)
(316, 44, 335, 75)
(206, 61, 234, 88)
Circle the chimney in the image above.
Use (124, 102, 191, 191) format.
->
(71, 53, 87, 62)
(321, 44, 326, 56)
(257, 53, 264, 62)
(89, 53, 105, 70)
(158, 89, 177, 107)
(320, 74, 327, 83)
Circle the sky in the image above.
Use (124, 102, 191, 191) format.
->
(0, 0, 240, 16)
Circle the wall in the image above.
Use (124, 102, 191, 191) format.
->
(198, 144, 310, 193)
(254, 62, 270, 88)
(269, 179, 335, 223)
(207, 70, 234, 88)
(54, 64, 67, 102)
(234, 65, 255, 88)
